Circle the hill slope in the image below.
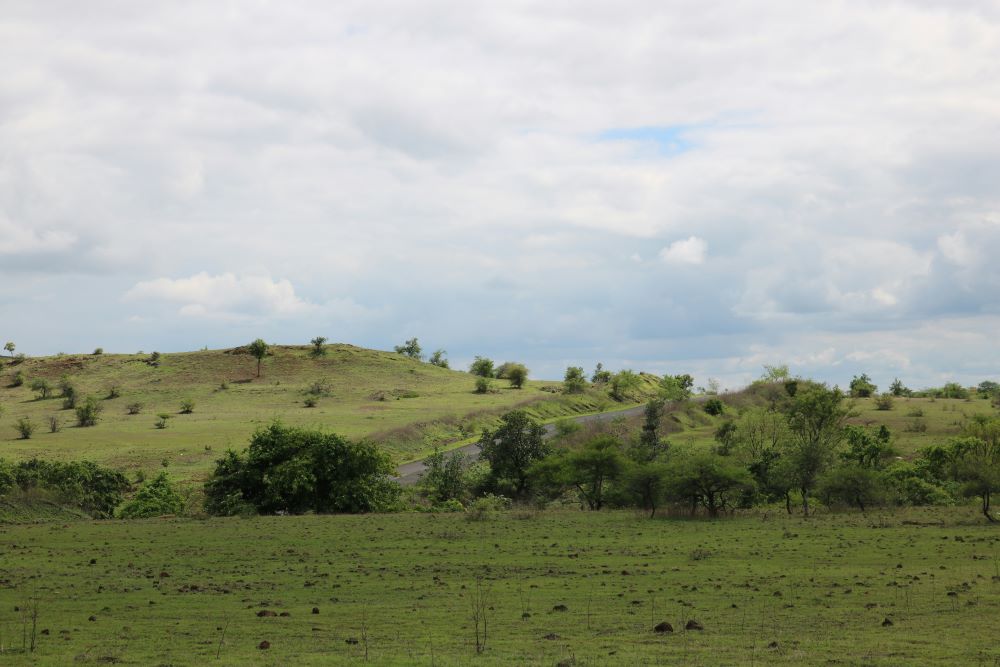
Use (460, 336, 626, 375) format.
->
(0, 345, 657, 482)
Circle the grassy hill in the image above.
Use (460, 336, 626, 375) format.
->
(0, 345, 658, 483)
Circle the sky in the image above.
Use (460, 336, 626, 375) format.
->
(2, 1, 999, 389)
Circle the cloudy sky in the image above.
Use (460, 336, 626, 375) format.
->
(2, 1, 999, 388)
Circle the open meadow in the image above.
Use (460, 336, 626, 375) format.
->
(2, 508, 1000, 665)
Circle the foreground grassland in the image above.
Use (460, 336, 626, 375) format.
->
(0, 346, 647, 482)
(2, 509, 999, 665)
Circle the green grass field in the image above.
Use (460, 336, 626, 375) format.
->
(2, 508, 999, 665)
(0, 346, 655, 483)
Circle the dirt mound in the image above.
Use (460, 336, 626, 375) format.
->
(685, 619, 703, 631)
(654, 621, 673, 633)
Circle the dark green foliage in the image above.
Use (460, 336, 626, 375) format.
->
(977, 381, 1000, 399)
(478, 411, 550, 498)
(394, 337, 423, 360)
(11, 370, 25, 387)
(119, 472, 185, 518)
(93, 347, 103, 355)
(530, 436, 626, 510)
(637, 398, 666, 461)
(419, 448, 466, 505)
(873, 393, 894, 410)
(474, 376, 496, 394)
(713, 420, 737, 455)
(620, 462, 671, 517)
(939, 382, 969, 399)
(203, 422, 400, 515)
(563, 366, 587, 394)
(75, 396, 103, 427)
(428, 349, 449, 368)
(469, 356, 495, 378)
(784, 383, 850, 515)
(889, 378, 910, 397)
(248, 338, 269, 377)
(665, 453, 755, 518)
(591, 363, 611, 384)
(609, 370, 640, 401)
(310, 336, 327, 357)
(849, 373, 877, 398)
(660, 374, 694, 401)
(841, 425, 894, 469)
(1, 458, 129, 518)
(703, 398, 724, 416)
(505, 363, 529, 389)
(179, 398, 195, 414)
(817, 465, 885, 511)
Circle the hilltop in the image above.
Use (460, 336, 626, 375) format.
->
(0, 344, 659, 483)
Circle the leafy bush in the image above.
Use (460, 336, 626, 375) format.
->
(610, 370, 641, 401)
(393, 337, 422, 360)
(873, 394, 894, 411)
(203, 422, 400, 515)
(11, 370, 25, 387)
(505, 363, 529, 389)
(849, 373, 877, 398)
(703, 398, 725, 416)
(75, 396, 103, 427)
(155, 413, 171, 429)
(563, 366, 587, 394)
(465, 493, 511, 521)
(429, 349, 449, 368)
(126, 402, 143, 415)
(179, 398, 195, 414)
(106, 384, 122, 399)
(304, 397, 318, 408)
(474, 376, 496, 394)
(5, 458, 129, 518)
(30, 378, 53, 399)
(119, 473, 185, 518)
(93, 347, 103, 355)
(469, 356, 495, 378)
(306, 379, 332, 396)
(15, 417, 35, 439)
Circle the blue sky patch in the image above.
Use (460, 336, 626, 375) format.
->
(597, 125, 694, 156)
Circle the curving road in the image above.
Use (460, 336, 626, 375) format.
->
(394, 404, 647, 486)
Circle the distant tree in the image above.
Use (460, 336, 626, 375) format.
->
(419, 448, 466, 504)
(978, 381, 1000, 399)
(636, 398, 666, 461)
(394, 337, 423, 360)
(469, 356, 495, 378)
(203, 422, 400, 515)
(660, 374, 694, 401)
(609, 370, 641, 401)
(817, 464, 885, 512)
(4, 341, 14, 357)
(849, 373, 877, 398)
(621, 462, 672, 517)
(474, 376, 496, 394)
(563, 366, 587, 394)
(428, 349, 449, 368)
(530, 436, 626, 510)
(15, 417, 35, 439)
(889, 378, 910, 397)
(784, 384, 850, 515)
(494, 362, 515, 379)
(30, 378, 53, 399)
(92, 347, 103, 355)
(703, 398, 725, 416)
(730, 407, 792, 510)
(75, 396, 104, 427)
(713, 420, 738, 455)
(666, 453, 755, 518)
(478, 411, 550, 498)
(591, 363, 612, 384)
(759, 364, 791, 383)
(310, 336, 328, 357)
(248, 338, 269, 377)
(946, 417, 1000, 522)
(506, 363, 529, 389)
(841, 425, 894, 469)
(940, 382, 969, 399)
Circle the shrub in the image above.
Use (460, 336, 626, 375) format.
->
(469, 356, 495, 378)
(155, 413, 171, 429)
(93, 347, 103, 355)
(849, 373, 877, 398)
(126, 402, 143, 415)
(393, 337, 422, 360)
(304, 397, 318, 408)
(30, 378, 53, 399)
(563, 366, 587, 394)
(309, 336, 327, 357)
(873, 394, 894, 411)
(429, 349, 449, 368)
(106, 384, 121, 399)
(15, 417, 35, 439)
(119, 472, 185, 518)
(11, 370, 25, 387)
(506, 363, 529, 389)
(179, 398, 195, 414)
(48, 415, 60, 433)
(8, 458, 129, 518)
(203, 422, 400, 515)
(610, 370, 641, 401)
(465, 493, 511, 521)
(306, 379, 332, 396)
(474, 376, 496, 394)
(75, 396, 103, 427)
(148, 351, 161, 366)
(703, 398, 725, 416)
(905, 417, 928, 433)
(60, 378, 77, 409)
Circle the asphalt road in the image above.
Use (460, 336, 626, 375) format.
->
(393, 403, 647, 486)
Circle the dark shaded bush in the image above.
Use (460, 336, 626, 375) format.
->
(1, 458, 129, 518)
(119, 473, 185, 518)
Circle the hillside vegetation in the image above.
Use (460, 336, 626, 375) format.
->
(0, 345, 658, 483)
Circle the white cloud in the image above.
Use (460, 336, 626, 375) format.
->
(659, 236, 707, 265)
(124, 273, 313, 320)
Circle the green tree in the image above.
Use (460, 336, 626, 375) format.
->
(849, 373, 877, 398)
(817, 464, 885, 512)
(248, 338, 269, 377)
(310, 336, 328, 357)
(666, 453, 755, 518)
(784, 384, 850, 515)
(636, 398, 666, 461)
(30, 378, 53, 399)
(531, 436, 626, 510)
(946, 416, 1000, 521)
(621, 462, 671, 517)
(730, 408, 793, 511)
(15, 417, 35, 439)
(428, 349, 449, 368)
(419, 448, 466, 504)
(394, 337, 423, 360)
(591, 363, 612, 384)
(563, 366, 587, 394)
(75, 396, 104, 427)
(889, 378, 910, 397)
(4, 341, 14, 357)
(609, 370, 641, 401)
(506, 363, 529, 389)
(469, 356, 495, 378)
(660, 374, 694, 401)
(478, 410, 550, 498)
(204, 422, 400, 515)
(841, 425, 894, 469)
(119, 472, 185, 518)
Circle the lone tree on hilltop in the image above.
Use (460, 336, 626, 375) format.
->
(248, 338, 269, 377)
(4, 341, 14, 357)
(394, 337, 423, 360)
(310, 336, 327, 357)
